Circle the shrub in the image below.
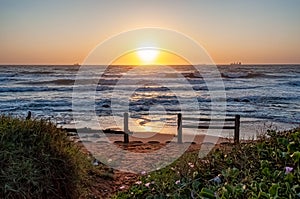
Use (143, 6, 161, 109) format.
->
(0, 115, 92, 199)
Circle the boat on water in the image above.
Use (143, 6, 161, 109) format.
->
(230, 62, 242, 66)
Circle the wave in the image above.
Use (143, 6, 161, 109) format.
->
(227, 96, 299, 103)
(22, 78, 105, 86)
(221, 72, 264, 78)
(45, 79, 74, 85)
(129, 98, 180, 106)
(225, 86, 263, 90)
(23, 79, 75, 85)
(0, 107, 19, 112)
(284, 80, 300, 87)
(192, 86, 208, 91)
(0, 87, 73, 92)
(135, 86, 171, 92)
(0, 99, 71, 106)
(182, 72, 202, 79)
(0, 73, 18, 78)
(20, 71, 54, 75)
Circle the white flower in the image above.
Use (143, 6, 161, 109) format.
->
(141, 171, 146, 175)
(188, 162, 195, 168)
(175, 180, 180, 185)
(145, 182, 151, 187)
(119, 185, 126, 189)
(135, 181, 142, 185)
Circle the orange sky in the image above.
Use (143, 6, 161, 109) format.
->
(1, 1, 300, 65)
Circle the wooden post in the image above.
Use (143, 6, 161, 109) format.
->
(234, 115, 240, 144)
(124, 112, 129, 143)
(177, 113, 182, 144)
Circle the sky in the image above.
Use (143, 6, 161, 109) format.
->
(0, 0, 300, 65)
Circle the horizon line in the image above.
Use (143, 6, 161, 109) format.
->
(0, 63, 300, 66)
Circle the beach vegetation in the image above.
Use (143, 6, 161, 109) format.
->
(0, 115, 99, 199)
(115, 128, 300, 198)
(1, 115, 299, 198)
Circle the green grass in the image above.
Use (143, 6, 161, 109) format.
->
(0, 115, 96, 199)
(115, 128, 300, 198)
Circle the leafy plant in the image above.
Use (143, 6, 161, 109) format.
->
(115, 127, 300, 198)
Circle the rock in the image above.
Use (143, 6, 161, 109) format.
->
(92, 159, 99, 166)
(209, 174, 223, 184)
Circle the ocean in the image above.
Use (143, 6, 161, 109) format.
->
(0, 64, 299, 139)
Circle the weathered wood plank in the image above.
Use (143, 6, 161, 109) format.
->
(178, 114, 241, 144)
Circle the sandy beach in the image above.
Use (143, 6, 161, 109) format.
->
(71, 131, 234, 197)
(72, 131, 231, 173)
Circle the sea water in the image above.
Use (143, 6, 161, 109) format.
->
(0, 64, 299, 139)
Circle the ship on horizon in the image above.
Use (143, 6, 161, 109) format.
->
(230, 61, 242, 66)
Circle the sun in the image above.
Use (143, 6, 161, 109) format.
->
(137, 49, 159, 64)
(111, 48, 191, 65)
